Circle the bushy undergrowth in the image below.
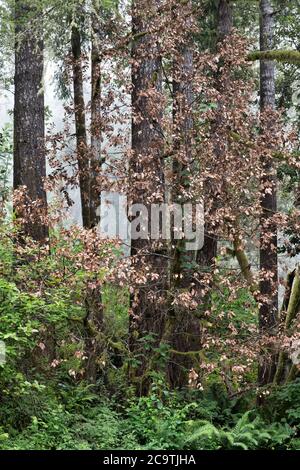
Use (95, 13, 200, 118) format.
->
(0, 381, 299, 450)
(0, 226, 300, 451)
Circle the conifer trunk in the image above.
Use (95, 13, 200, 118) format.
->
(14, 0, 48, 242)
(258, 0, 278, 386)
(196, 0, 232, 276)
(71, 25, 91, 229)
(129, 0, 167, 394)
(72, 11, 104, 382)
(167, 1, 200, 389)
(217, 0, 233, 40)
(90, 3, 103, 229)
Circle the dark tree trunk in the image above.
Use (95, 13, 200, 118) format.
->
(14, 1, 48, 242)
(258, 0, 278, 386)
(71, 25, 91, 230)
(196, 0, 233, 298)
(90, 5, 103, 229)
(72, 13, 104, 382)
(129, 0, 167, 394)
(84, 283, 104, 383)
(217, 0, 233, 41)
(260, 0, 276, 111)
(167, 2, 200, 389)
(167, 0, 233, 389)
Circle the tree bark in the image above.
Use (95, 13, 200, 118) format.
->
(72, 8, 104, 382)
(217, 0, 233, 41)
(129, 0, 167, 394)
(90, 2, 104, 229)
(14, 0, 48, 242)
(166, 1, 200, 389)
(71, 25, 91, 230)
(258, 0, 278, 387)
(196, 0, 233, 304)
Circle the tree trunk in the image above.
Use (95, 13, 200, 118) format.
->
(72, 12, 104, 382)
(90, 2, 104, 229)
(129, 0, 167, 394)
(167, 1, 200, 389)
(258, 0, 278, 386)
(217, 0, 233, 41)
(196, 0, 233, 305)
(71, 25, 91, 230)
(14, 0, 48, 242)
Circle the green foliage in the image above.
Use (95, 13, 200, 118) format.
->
(265, 379, 300, 426)
(182, 411, 293, 450)
(4, 403, 122, 450)
(0, 221, 298, 451)
(124, 392, 195, 450)
(0, 387, 296, 451)
(0, 123, 12, 205)
(1, 0, 300, 453)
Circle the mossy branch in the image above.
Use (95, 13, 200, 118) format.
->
(274, 268, 300, 385)
(233, 237, 257, 294)
(285, 268, 300, 330)
(247, 50, 300, 66)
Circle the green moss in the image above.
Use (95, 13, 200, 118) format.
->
(247, 49, 300, 65)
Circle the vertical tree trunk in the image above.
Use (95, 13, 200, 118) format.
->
(258, 0, 278, 386)
(129, 0, 166, 394)
(72, 9, 104, 382)
(14, 0, 48, 242)
(90, 2, 103, 229)
(71, 25, 91, 229)
(217, 0, 233, 40)
(167, 0, 233, 389)
(196, 0, 233, 300)
(167, 1, 200, 388)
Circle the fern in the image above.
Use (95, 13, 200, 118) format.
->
(183, 420, 222, 450)
(182, 411, 293, 450)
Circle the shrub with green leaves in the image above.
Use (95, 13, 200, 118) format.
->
(182, 411, 293, 450)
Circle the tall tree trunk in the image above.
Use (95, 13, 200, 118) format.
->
(258, 0, 278, 386)
(72, 11, 104, 382)
(217, 0, 233, 40)
(71, 25, 91, 229)
(90, 2, 103, 229)
(14, 0, 48, 242)
(129, 0, 166, 394)
(166, 1, 200, 389)
(196, 0, 233, 301)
